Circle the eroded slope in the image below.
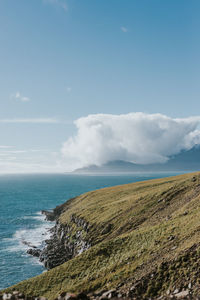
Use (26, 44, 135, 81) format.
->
(3, 172, 200, 299)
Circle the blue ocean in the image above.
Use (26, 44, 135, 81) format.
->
(0, 173, 182, 289)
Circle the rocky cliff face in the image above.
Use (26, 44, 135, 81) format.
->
(28, 210, 91, 270)
(6, 173, 200, 300)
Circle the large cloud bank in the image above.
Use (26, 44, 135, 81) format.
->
(61, 113, 200, 171)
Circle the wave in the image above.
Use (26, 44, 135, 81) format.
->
(3, 211, 54, 254)
(22, 211, 47, 221)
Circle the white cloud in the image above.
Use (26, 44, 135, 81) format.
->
(61, 112, 200, 171)
(11, 92, 30, 102)
(121, 26, 128, 33)
(0, 118, 60, 124)
(43, 0, 68, 11)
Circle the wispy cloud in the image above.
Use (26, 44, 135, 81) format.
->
(0, 149, 63, 174)
(2, 150, 28, 154)
(0, 118, 60, 124)
(43, 0, 68, 11)
(11, 92, 30, 102)
(0, 146, 13, 149)
(121, 26, 128, 33)
(0, 148, 54, 155)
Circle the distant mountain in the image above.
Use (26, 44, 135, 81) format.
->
(72, 146, 200, 174)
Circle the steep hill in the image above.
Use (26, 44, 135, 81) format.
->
(2, 172, 200, 299)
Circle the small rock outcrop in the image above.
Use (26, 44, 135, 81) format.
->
(41, 210, 55, 221)
(0, 289, 193, 300)
(27, 248, 41, 258)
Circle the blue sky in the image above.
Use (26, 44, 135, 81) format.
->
(1, 0, 200, 172)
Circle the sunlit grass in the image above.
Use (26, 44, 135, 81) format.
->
(3, 172, 200, 299)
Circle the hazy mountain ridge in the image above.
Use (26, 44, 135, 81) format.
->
(72, 146, 200, 173)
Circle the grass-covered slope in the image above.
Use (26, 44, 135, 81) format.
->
(3, 172, 200, 299)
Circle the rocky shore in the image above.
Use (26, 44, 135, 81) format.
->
(0, 287, 195, 300)
(26, 209, 91, 270)
(22, 237, 200, 300)
(3, 173, 200, 300)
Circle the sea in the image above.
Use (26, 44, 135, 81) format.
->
(0, 173, 182, 289)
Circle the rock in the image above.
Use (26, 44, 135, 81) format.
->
(21, 240, 37, 248)
(116, 283, 124, 288)
(192, 176, 197, 182)
(188, 282, 192, 289)
(27, 248, 42, 258)
(173, 288, 179, 294)
(100, 289, 117, 299)
(64, 294, 77, 300)
(171, 246, 177, 250)
(39, 215, 91, 269)
(41, 210, 55, 221)
(2, 294, 14, 300)
(117, 293, 122, 298)
(166, 289, 170, 295)
(129, 286, 135, 292)
(93, 290, 107, 297)
(175, 290, 189, 298)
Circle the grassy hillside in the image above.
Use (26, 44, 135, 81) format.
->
(3, 172, 200, 299)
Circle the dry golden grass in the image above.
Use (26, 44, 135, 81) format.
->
(3, 172, 200, 299)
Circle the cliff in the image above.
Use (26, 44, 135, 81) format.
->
(2, 172, 200, 299)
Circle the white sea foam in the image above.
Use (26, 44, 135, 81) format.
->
(5, 212, 54, 253)
(22, 211, 46, 221)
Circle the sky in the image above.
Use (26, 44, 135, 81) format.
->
(1, 0, 200, 173)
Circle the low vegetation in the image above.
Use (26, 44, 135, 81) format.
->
(2, 172, 200, 299)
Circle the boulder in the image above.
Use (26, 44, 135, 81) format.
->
(175, 290, 189, 298)
(27, 248, 42, 258)
(41, 210, 55, 221)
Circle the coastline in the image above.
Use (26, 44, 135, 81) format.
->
(26, 206, 91, 270)
(0, 172, 178, 290)
(2, 172, 200, 299)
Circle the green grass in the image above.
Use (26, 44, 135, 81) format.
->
(2, 172, 200, 299)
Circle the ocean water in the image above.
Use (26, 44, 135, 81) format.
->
(0, 173, 182, 289)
